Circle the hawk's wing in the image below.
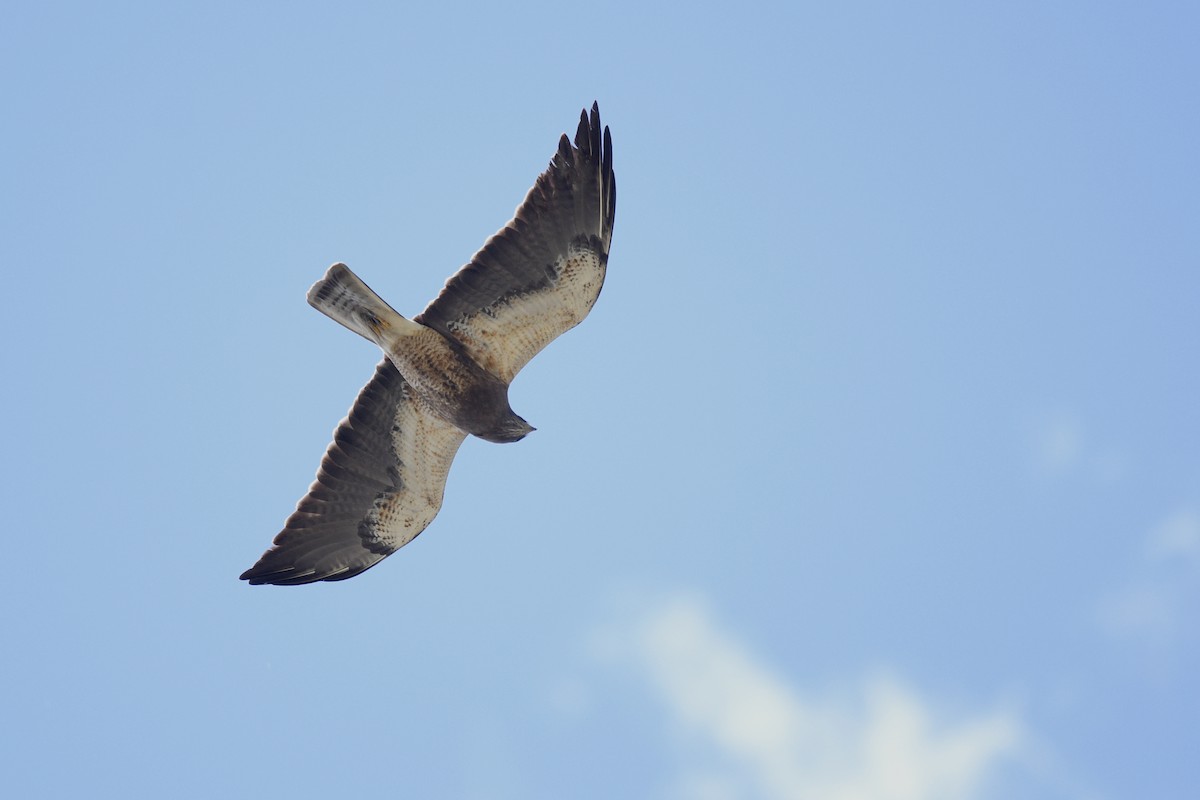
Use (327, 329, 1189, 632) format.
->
(240, 359, 467, 585)
(415, 102, 616, 384)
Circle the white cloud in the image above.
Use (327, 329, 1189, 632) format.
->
(600, 595, 1022, 800)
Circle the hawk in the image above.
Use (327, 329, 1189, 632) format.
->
(240, 103, 615, 586)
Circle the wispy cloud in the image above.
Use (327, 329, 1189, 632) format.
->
(1147, 507, 1200, 562)
(1100, 505, 1200, 650)
(1098, 583, 1177, 643)
(595, 595, 1022, 800)
(1030, 411, 1124, 483)
(1036, 413, 1084, 476)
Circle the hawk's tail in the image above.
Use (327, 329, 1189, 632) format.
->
(307, 263, 413, 346)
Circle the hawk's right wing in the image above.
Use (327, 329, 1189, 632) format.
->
(240, 359, 467, 585)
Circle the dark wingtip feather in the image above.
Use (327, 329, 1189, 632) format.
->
(602, 124, 615, 237)
(589, 104, 601, 162)
(574, 102, 602, 160)
(240, 563, 308, 585)
(557, 133, 573, 164)
(576, 108, 590, 151)
(239, 553, 379, 586)
(239, 551, 313, 585)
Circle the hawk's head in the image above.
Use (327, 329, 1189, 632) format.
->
(479, 414, 536, 444)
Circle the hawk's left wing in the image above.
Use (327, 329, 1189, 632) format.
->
(416, 102, 616, 384)
(240, 359, 467, 585)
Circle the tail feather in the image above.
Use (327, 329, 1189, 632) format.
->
(307, 264, 408, 346)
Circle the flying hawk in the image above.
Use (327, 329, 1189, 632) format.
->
(240, 103, 615, 586)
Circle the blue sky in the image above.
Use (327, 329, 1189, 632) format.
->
(3, 2, 1198, 798)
